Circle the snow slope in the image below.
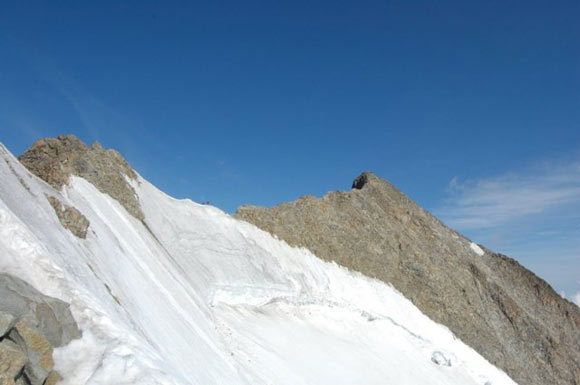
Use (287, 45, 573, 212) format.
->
(0, 143, 517, 385)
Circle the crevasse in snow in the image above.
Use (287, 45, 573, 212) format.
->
(0, 143, 516, 385)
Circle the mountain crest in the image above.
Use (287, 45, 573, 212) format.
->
(351, 171, 382, 189)
(236, 171, 580, 385)
(18, 135, 144, 221)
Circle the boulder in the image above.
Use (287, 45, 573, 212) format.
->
(0, 273, 80, 385)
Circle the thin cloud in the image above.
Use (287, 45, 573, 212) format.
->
(437, 160, 580, 230)
(434, 156, 580, 298)
(29, 55, 146, 151)
(43, 70, 134, 142)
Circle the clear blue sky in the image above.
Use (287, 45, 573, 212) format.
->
(1, 1, 579, 299)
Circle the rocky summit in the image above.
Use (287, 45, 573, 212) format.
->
(237, 171, 580, 385)
(18, 135, 144, 221)
(1, 137, 521, 385)
(5, 136, 579, 384)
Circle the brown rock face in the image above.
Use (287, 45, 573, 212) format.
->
(0, 339, 27, 385)
(45, 195, 90, 239)
(236, 171, 580, 385)
(9, 320, 54, 384)
(18, 135, 144, 221)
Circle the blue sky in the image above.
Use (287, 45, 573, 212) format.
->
(1, 1, 579, 301)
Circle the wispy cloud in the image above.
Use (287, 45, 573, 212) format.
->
(40, 67, 141, 143)
(437, 159, 580, 229)
(435, 156, 580, 300)
(30, 59, 152, 168)
(0, 112, 45, 143)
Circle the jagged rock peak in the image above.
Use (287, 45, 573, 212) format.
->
(351, 171, 380, 189)
(19, 135, 144, 221)
(352, 170, 409, 196)
(236, 171, 580, 385)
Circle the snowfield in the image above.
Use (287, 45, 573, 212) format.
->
(0, 143, 517, 385)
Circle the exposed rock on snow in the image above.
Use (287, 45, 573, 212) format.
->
(0, 139, 519, 385)
(46, 195, 90, 239)
(0, 273, 80, 385)
(236, 171, 580, 385)
(18, 135, 144, 221)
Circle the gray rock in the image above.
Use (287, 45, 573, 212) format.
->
(45, 195, 90, 239)
(0, 312, 15, 338)
(0, 273, 81, 385)
(236, 171, 580, 385)
(18, 135, 144, 221)
(0, 339, 27, 384)
(9, 322, 51, 385)
(0, 274, 80, 347)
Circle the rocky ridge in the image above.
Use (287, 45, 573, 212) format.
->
(18, 135, 143, 221)
(237, 171, 580, 385)
(14, 136, 579, 384)
(0, 273, 80, 385)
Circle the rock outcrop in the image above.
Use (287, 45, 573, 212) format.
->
(18, 135, 144, 221)
(0, 273, 80, 385)
(237, 171, 580, 385)
(45, 195, 90, 239)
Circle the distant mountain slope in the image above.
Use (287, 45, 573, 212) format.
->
(237, 171, 580, 385)
(0, 137, 518, 384)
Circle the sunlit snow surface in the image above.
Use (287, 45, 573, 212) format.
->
(0, 144, 516, 385)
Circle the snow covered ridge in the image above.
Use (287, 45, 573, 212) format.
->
(0, 143, 517, 384)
